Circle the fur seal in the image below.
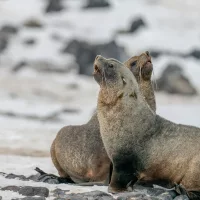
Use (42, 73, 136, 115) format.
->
(50, 51, 156, 184)
(95, 55, 200, 199)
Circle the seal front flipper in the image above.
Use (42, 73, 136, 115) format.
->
(108, 160, 138, 193)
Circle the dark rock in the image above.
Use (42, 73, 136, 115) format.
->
(83, 0, 111, 9)
(62, 39, 128, 75)
(0, 196, 2, 200)
(149, 50, 163, 58)
(12, 59, 76, 74)
(2, 185, 49, 197)
(0, 33, 8, 53)
(12, 61, 28, 72)
(53, 190, 114, 200)
(1, 185, 20, 192)
(188, 49, 200, 59)
(0, 110, 61, 122)
(1, 25, 18, 35)
(23, 38, 36, 46)
(24, 19, 43, 28)
(12, 198, 46, 200)
(157, 63, 197, 96)
(148, 49, 200, 60)
(45, 0, 64, 13)
(18, 186, 49, 197)
(129, 17, 146, 33)
(53, 188, 70, 198)
(6, 173, 28, 181)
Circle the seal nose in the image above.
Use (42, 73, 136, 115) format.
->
(145, 51, 150, 56)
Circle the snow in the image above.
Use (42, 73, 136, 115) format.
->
(0, 0, 200, 199)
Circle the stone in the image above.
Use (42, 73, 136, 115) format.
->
(12, 61, 28, 72)
(128, 17, 146, 33)
(23, 38, 36, 45)
(5, 173, 28, 181)
(173, 195, 189, 200)
(1, 185, 20, 192)
(0, 33, 8, 53)
(62, 39, 128, 75)
(24, 19, 43, 28)
(157, 63, 197, 96)
(1, 25, 18, 35)
(18, 186, 49, 197)
(189, 49, 200, 59)
(53, 188, 70, 198)
(45, 0, 64, 13)
(83, 0, 111, 9)
(53, 190, 114, 200)
(12, 198, 46, 200)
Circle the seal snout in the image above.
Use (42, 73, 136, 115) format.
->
(94, 55, 106, 74)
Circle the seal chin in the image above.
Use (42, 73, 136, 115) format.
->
(141, 59, 153, 80)
(93, 62, 103, 84)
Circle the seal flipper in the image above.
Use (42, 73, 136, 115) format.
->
(75, 164, 113, 186)
(35, 167, 74, 184)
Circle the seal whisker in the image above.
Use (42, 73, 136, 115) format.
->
(152, 70, 158, 91)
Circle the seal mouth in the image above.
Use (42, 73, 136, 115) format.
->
(93, 64, 101, 75)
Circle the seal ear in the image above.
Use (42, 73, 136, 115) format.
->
(129, 91, 137, 100)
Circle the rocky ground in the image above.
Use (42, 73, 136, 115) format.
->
(1, 0, 200, 199)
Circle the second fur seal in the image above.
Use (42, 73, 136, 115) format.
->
(50, 52, 156, 184)
(95, 55, 200, 199)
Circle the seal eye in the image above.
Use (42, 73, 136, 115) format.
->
(108, 63, 114, 68)
(131, 61, 137, 67)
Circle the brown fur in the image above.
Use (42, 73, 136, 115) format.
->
(50, 52, 156, 184)
(95, 56, 200, 199)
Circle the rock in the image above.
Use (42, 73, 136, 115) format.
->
(12, 61, 28, 72)
(173, 195, 189, 200)
(148, 49, 200, 60)
(188, 49, 200, 59)
(83, 0, 111, 9)
(12, 60, 76, 74)
(1, 25, 18, 35)
(128, 17, 146, 33)
(12, 198, 46, 200)
(5, 173, 28, 181)
(53, 188, 70, 198)
(62, 39, 128, 75)
(0, 196, 2, 200)
(53, 190, 114, 200)
(2, 185, 49, 197)
(149, 50, 163, 58)
(24, 19, 43, 28)
(0, 33, 8, 53)
(18, 186, 49, 197)
(157, 63, 197, 96)
(1, 185, 20, 192)
(23, 38, 36, 46)
(45, 0, 64, 13)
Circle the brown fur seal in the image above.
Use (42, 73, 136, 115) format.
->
(95, 56, 200, 199)
(50, 52, 156, 184)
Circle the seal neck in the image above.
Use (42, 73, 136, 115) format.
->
(139, 80, 156, 112)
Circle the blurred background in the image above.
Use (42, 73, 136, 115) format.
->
(0, 0, 200, 163)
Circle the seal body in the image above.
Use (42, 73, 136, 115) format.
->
(95, 56, 200, 199)
(51, 52, 155, 183)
